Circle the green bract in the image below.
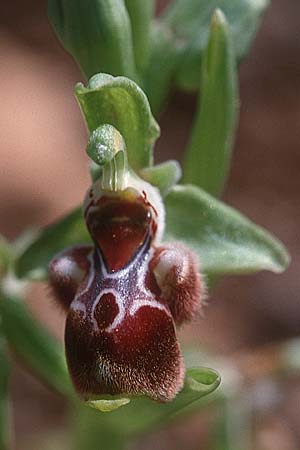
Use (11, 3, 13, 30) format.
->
(183, 9, 238, 195)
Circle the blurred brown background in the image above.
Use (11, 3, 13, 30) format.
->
(0, 1, 300, 449)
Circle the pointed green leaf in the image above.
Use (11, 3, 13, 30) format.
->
(158, 0, 269, 91)
(140, 160, 182, 196)
(0, 329, 10, 450)
(0, 293, 72, 397)
(183, 10, 238, 196)
(15, 208, 90, 280)
(75, 73, 160, 171)
(48, 0, 137, 81)
(164, 185, 290, 275)
(124, 0, 154, 73)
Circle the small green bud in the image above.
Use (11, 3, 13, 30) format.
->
(48, 0, 137, 81)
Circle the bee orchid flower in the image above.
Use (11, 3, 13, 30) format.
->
(49, 125, 205, 402)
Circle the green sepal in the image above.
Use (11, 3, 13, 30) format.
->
(164, 185, 290, 275)
(140, 160, 182, 196)
(0, 293, 73, 397)
(160, 0, 269, 91)
(48, 0, 137, 81)
(75, 73, 160, 171)
(183, 9, 238, 196)
(15, 208, 90, 280)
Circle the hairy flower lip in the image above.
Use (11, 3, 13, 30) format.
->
(65, 302, 185, 402)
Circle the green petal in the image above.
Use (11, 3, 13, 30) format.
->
(164, 185, 290, 275)
(75, 73, 160, 171)
(15, 208, 90, 280)
(140, 160, 182, 196)
(183, 9, 238, 196)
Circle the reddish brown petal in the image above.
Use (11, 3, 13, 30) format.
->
(151, 243, 205, 325)
(49, 245, 93, 310)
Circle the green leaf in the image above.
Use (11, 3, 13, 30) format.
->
(48, 0, 137, 81)
(183, 9, 238, 196)
(164, 185, 290, 275)
(0, 328, 10, 450)
(159, 0, 269, 91)
(15, 208, 90, 280)
(75, 73, 160, 171)
(140, 160, 182, 196)
(0, 293, 73, 398)
(124, 0, 154, 73)
(73, 367, 220, 450)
